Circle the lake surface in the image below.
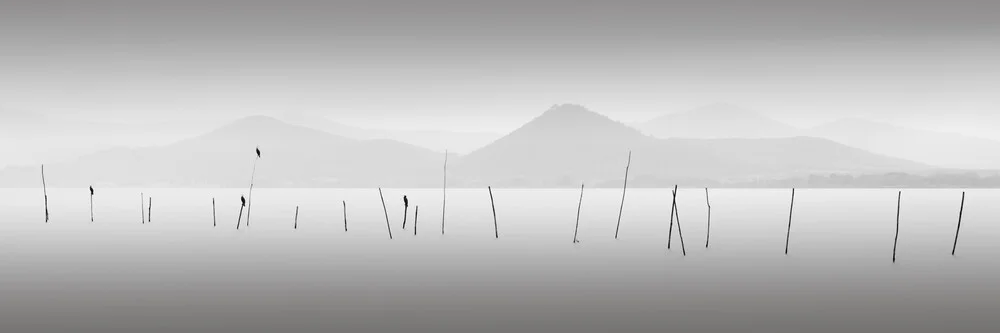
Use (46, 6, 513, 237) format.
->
(1, 188, 998, 332)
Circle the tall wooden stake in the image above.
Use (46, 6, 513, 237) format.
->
(489, 186, 498, 239)
(414, 205, 419, 236)
(402, 195, 409, 229)
(442, 150, 448, 235)
(343, 200, 347, 232)
(89, 186, 95, 222)
(213, 198, 217, 227)
(614, 150, 631, 239)
(952, 191, 965, 256)
(246, 146, 260, 227)
(670, 185, 687, 255)
(236, 196, 245, 229)
(379, 188, 393, 240)
(668, 188, 676, 249)
(785, 188, 795, 255)
(705, 188, 711, 248)
(893, 191, 901, 263)
(573, 183, 584, 243)
(294, 206, 299, 229)
(148, 197, 152, 223)
(41, 165, 49, 223)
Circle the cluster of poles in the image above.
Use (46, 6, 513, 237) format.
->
(39, 150, 971, 262)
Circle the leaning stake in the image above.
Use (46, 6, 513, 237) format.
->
(952, 191, 965, 256)
(785, 188, 795, 255)
(893, 191, 901, 263)
(614, 150, 632, 239)
(213, 198, 217, 227)
(414, 205, 419, 236)
(343, 200, 347, 232)
(379, 188, 393, 239)
(668, 188, 676, 249)
(489, 186, 498, 239)
(41, 165, 49, 223)
(573, 183, 584, 243)
(236, 196, 245, 229)
(670, 185, 687, 256)
(246, 146, 261, 227)
(294, 206, 299, 229)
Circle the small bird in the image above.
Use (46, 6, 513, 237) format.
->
(241, 196, 246, 207)
(89, 186, 94, 196)
(402, 195, 410, 229)
(256, 146, 261, 158)
(404, 195, 409, 208)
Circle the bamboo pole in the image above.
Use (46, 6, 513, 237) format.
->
(294, 206, 299, 229)
(785, 188, 795, 255)
(343, 200, 347, 232)
(213, 198, 217, 227)
(41, 165, 49, 223)
(402, 195, 409, 229)
(670, 185, 687, 256)
(668, 188, 676, 249)
(236, 196, 245, 229)
(414, 205, 419, 236)
(573, 183, 584, 243)
(705, 188, 711, 248)
(952, 191, 965, 256)
(893, 191, 901, 263)
(614, 150, 631, 239)
(379, 188, 393, 240)
(89, 186, 95, 222)
(489, 186, 498, 239)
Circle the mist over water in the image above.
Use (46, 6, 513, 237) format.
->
(1, 188, 998, 332)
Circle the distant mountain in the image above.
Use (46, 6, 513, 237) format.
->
(637, 103, 801, 139)
(811, 118, 1000, 169)
(280, 112, 501, 153)
(0, 116, 443, 187)
(455, 104, 927, 187)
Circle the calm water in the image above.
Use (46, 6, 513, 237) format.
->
(1, 188, 998, 332)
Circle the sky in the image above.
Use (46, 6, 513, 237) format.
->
(1, 0, 998, 136)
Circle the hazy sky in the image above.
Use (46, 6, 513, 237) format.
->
(1, 0, 998, 135)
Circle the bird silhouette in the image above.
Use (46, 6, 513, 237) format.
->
(404, 195, 409, 208)
(241, 196, 246, 207)
(89, 186, 94, 196)
(256, 146, 261, 158)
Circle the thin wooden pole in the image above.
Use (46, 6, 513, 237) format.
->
(379, 188, 393, 240)
(705, 187, 711, 248)
(670, 185, 687, 256)
(247, 148, 260, 227)
(402, 195, 409, 229)
(489, 186, 498, 239)
(668, 188, 676, 249)
(442, 150, 448, 235)
(90, 186, 94, 222)
(614, 150, 631, 239)
(573, 183, 584, 243)
(343, 200, 347, 232)
(414, 205, 419, 236)
(294, 206, 299, 229)
(213, 198, 217, 227)
(237, 196, 245, 230)
(785, 188, 795, 255)
(148, 197, 152, 223)
(952, 191, 965, 256)
(893, 191, 901, 263)
(41, 165, 49, 223)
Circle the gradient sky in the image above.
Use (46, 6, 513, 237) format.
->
(1, 0, 998, 136)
